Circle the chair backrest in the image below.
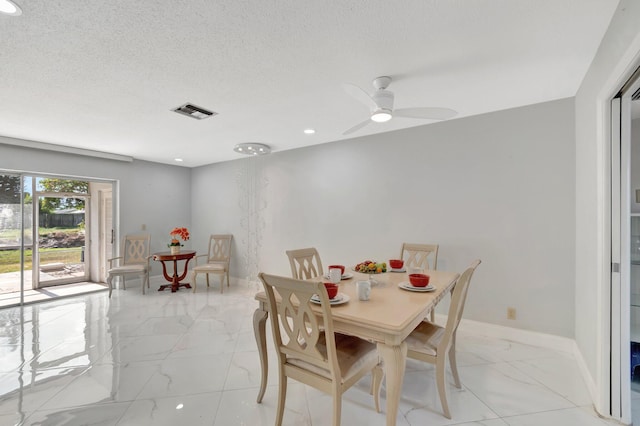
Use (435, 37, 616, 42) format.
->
(206, 234, 233, 265)
(259, 272, 340, 377)
(441, 259, 481, 350)
(121, 234, 150, 265)
(286, 247, 324, 280)
(401, 243, 439, 270)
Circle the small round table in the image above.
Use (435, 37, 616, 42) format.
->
(153, 250, 196, 292)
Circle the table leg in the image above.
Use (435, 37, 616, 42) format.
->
(253, 307, 269, 403)
(377, 341, 407, 426)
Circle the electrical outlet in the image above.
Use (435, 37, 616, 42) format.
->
(507, 307, 516, 320)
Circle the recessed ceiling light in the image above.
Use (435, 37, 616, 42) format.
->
(0, 0, 22, 16)
(303, 129, 315, 134)
(174, 158, 183, 162)
(234, 143, 271, 156)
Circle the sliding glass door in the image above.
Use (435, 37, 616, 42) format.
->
(0, 173, 28, 298)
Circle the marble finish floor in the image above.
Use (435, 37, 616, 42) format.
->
(0, 277, 624, 425)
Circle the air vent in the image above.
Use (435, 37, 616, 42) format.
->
(172, 103, 217, 120)
(633, 87, 640, 102)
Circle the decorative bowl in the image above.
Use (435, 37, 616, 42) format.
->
(323, 283, 339, 299)
(408, 273, 430, 287)
(389, 259, 404, 269)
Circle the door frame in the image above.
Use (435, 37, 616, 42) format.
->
(610, 65, 640, 425)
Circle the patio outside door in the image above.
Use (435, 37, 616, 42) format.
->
(35, 194, 89, 288)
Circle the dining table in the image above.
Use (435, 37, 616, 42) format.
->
(253, 268, 460, 426)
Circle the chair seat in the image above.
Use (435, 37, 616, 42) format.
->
(108, 264, 146, 274)
(288, 333, 379, 383)
(193, 263, 226, 272)
(405, 321, 445, 357)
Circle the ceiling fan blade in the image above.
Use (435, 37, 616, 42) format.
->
(343, 118, 372, 135)
(393, 107, 457, 120)
(343, 83, 377, 110)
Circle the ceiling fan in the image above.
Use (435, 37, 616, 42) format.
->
(342, 76, 457, 135)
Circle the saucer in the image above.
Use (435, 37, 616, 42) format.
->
(310, 293, 351, 305)
(389, 267, 406, 273)
(398, 282, 435, 292)
(324, 272, 354, 280)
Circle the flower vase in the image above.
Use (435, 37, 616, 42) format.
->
(171, 246, 180, 255)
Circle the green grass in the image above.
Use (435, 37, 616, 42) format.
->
(0, 226, 85, 273)
(0, 248, 82, 274)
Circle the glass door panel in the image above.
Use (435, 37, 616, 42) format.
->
(0, 173, 27, 296)
(36, 196, 88, 287)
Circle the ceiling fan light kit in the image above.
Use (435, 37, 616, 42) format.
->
(342, 75, 457, 135)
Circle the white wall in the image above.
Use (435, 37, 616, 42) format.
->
(0, 137, 192, 277)
(192, 98, 576, 337)
(574, 0, 640, 415)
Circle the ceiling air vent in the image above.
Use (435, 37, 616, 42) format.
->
(172, 103, 217, 120)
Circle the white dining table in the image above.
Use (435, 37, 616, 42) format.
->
(253, 268, 460, 426)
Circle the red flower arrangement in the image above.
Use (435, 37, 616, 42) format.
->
(168, 227, 190, 247)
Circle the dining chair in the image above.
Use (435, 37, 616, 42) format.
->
(405, 259, 481, 419)
(259, 272, 383, 426)
(191, 234, 233, 293)
(401, 242, 439, 271)
(402, 243, 439, 321)
(286, 247, 324, 280)
(106, 233, 151, 298)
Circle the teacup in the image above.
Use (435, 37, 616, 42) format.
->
(324, 282, 339, 299)
(328, 268, 342, 284)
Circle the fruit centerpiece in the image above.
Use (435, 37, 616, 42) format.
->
(354, 260, 387, 274)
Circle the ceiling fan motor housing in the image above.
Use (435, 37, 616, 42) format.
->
(372, 90, 394, 114)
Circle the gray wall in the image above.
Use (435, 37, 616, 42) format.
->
(192, 98, 576, 337)
(0, 137, 191, 276)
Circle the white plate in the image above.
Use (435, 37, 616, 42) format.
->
(398, 282, 435, 292)
(310, 293, 351, 305)
(323, 272, 354, 280)
(389, 267, 406, 273)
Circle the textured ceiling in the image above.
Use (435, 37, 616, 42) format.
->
(0, 0, 619, 167)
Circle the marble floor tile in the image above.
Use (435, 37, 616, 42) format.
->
(458, 361, 574, 417)
(25, 401, 131, 425)
(137, 353, 232, 398)
(117, 391, 221, 426)
(509, 355, 592, 406)
(215, 384, 310, 426)
(0, 281, 627, 426)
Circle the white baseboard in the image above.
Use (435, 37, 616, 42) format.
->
(435, 314, 575, 353)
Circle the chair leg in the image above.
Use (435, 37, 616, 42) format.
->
(275, 372, 287, 426)
(220, 273, 224, 294)
(227, 270, 230, 287)
(371, 364, 383, 413)
(122, 277, 126, 290)
(206, 274, 210, 288)
(141, 274, 145, 295)
(436, 355, 451, 419)
(449, 338, 461, 388)
(107, 276, 113, 298)
(191, 271, 197, 293)
(332, 386, 342, 426)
